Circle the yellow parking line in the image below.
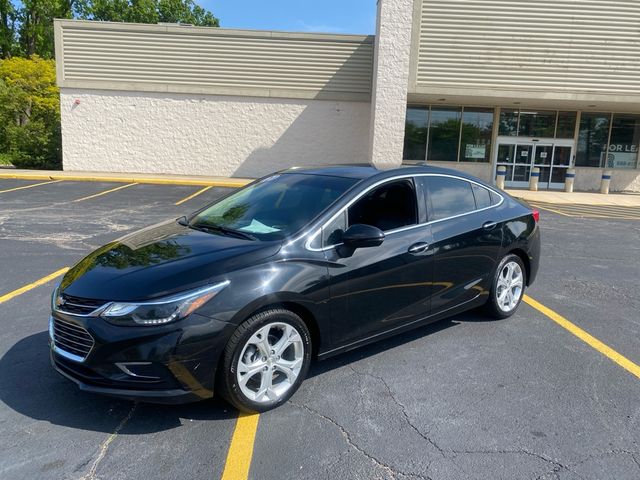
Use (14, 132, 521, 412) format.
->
(221, 412, 260, 480)
(0, 179, 63, 194)
(72, 183, 138, 202)
(524, 295, 640, 380)
(174, 186, 212, 206)
(526, 202, 572, 217)
(0, 267, 69, 305)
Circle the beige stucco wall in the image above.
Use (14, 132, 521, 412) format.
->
(367, 0, 414, 168)
(60, 89, 371, 178)
(574, 168, 640, 193)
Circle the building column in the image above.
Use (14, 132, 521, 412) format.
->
(368, 0, 414, 168)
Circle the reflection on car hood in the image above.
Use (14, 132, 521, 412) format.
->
(60, 220, 282, 301)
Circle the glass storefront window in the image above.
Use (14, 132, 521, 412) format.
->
(459, 108, 493, 162)
(606, 114, 640, 169)
(427, 107, 461, 161)
(499, 109, 518, 136)
(498, 110, 577, 139)
(556, 112, 577, 138)
(576, 113, 611, 167)
(518, 110, 556, 137)
(402, 106, 429, 160)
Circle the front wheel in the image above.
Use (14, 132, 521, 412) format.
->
(217, 309, 312, 412)
(485, 254, 526, 319)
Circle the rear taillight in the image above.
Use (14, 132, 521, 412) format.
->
(532, 209, 540, 223)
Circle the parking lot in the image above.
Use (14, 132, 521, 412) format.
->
(0, 178, 639, 480)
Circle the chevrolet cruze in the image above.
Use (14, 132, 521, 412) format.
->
(50, 165, 540, 412)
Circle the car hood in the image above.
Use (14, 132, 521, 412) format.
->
(59, 220, 282, 301)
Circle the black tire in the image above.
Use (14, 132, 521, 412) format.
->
(217, 308, 312, 413)
(485, 254, 527, 319)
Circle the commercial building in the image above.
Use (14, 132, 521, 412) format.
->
(55, 0, 640, 191)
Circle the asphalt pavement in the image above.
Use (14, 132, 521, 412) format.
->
(0, 178, 638, 480)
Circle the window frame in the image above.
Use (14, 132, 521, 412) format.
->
(306, 173, 504, 252)
(346, 178, 419, 233)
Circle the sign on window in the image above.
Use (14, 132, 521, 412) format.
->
(464, 144, 486, 159)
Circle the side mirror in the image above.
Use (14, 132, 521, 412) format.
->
(342, 224, 385, 249)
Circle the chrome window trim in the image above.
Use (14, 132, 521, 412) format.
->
(304, 173, 504, 252)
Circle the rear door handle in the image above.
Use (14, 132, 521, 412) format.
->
(482, 221, 498, 231)
(408, 242, 430, 254)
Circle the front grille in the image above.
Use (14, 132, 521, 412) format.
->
(58, 294, 104, 316)
(52, 317, 95, 360)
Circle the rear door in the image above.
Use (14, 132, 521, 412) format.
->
(418, 175, 503, 315)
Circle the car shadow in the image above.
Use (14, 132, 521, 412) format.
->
(0, 331, 236, 434)
(308, 309, 496, 378)
(0, 310, 495, 433)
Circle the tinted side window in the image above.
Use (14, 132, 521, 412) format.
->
(490, 191, 501, 206)
(348, 180, 418, 232)
(472, 183, 491, 209)
(426, 177, 476, 220)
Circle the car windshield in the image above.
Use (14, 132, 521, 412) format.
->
(189, 173, 358, 241)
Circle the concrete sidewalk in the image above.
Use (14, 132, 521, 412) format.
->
(505, 188, 640, 207)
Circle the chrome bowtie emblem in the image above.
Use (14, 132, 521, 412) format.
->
(55, 295, 65, 307)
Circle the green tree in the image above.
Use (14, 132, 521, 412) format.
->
(0, 55, 61, 168)
(76, 0, 218, 26)
(18, 0, 74, 58)
(0, 0, 17, 58)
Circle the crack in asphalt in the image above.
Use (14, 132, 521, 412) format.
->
(77, 404, 137, 480)
(348, 365, 446, 457)
(294, 367, 617, 480)
(289, 401, 433, 480)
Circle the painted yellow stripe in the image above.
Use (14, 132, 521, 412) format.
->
(0, 172, 250, 188)
(0, 179, 63, 194)
(523, 295, 640, 380)
(72, 183, 138, 202)
(526, 202, 640, 220)
(174, 186, 213, 206)
(0, 267, 69, 305)
(526, 202, 572, 217)
(221, 413, 260, 480)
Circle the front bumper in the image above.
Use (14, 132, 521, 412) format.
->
(49, 311, 235, 404)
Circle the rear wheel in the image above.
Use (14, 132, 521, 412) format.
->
(485, 254, 526, 319)
(218, 309, 312, 412)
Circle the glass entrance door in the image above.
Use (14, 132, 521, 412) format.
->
(495, 138, 574, 189)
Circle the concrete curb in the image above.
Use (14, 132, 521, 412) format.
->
(0, 170, 252, 188)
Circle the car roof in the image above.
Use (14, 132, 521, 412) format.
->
(281, 163, 487, 184)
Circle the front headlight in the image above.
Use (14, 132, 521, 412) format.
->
(100, 280, 229, 326)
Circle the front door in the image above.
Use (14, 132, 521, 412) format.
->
(323, 179, 435, 347)
(495, 138, 574, 189)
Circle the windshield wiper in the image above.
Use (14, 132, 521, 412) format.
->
(189, 222, 258, 241)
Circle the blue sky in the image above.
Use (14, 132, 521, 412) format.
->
(200, 0, 377, 34)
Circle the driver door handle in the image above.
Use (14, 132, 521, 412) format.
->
(408, 242, 430, 254)
(482, 221, 498, 231)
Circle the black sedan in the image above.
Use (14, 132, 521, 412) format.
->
(49, 165, 540, 412)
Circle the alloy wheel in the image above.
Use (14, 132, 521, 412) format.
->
(496, 261, 524, 312)
(236, 322, 304, 403)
